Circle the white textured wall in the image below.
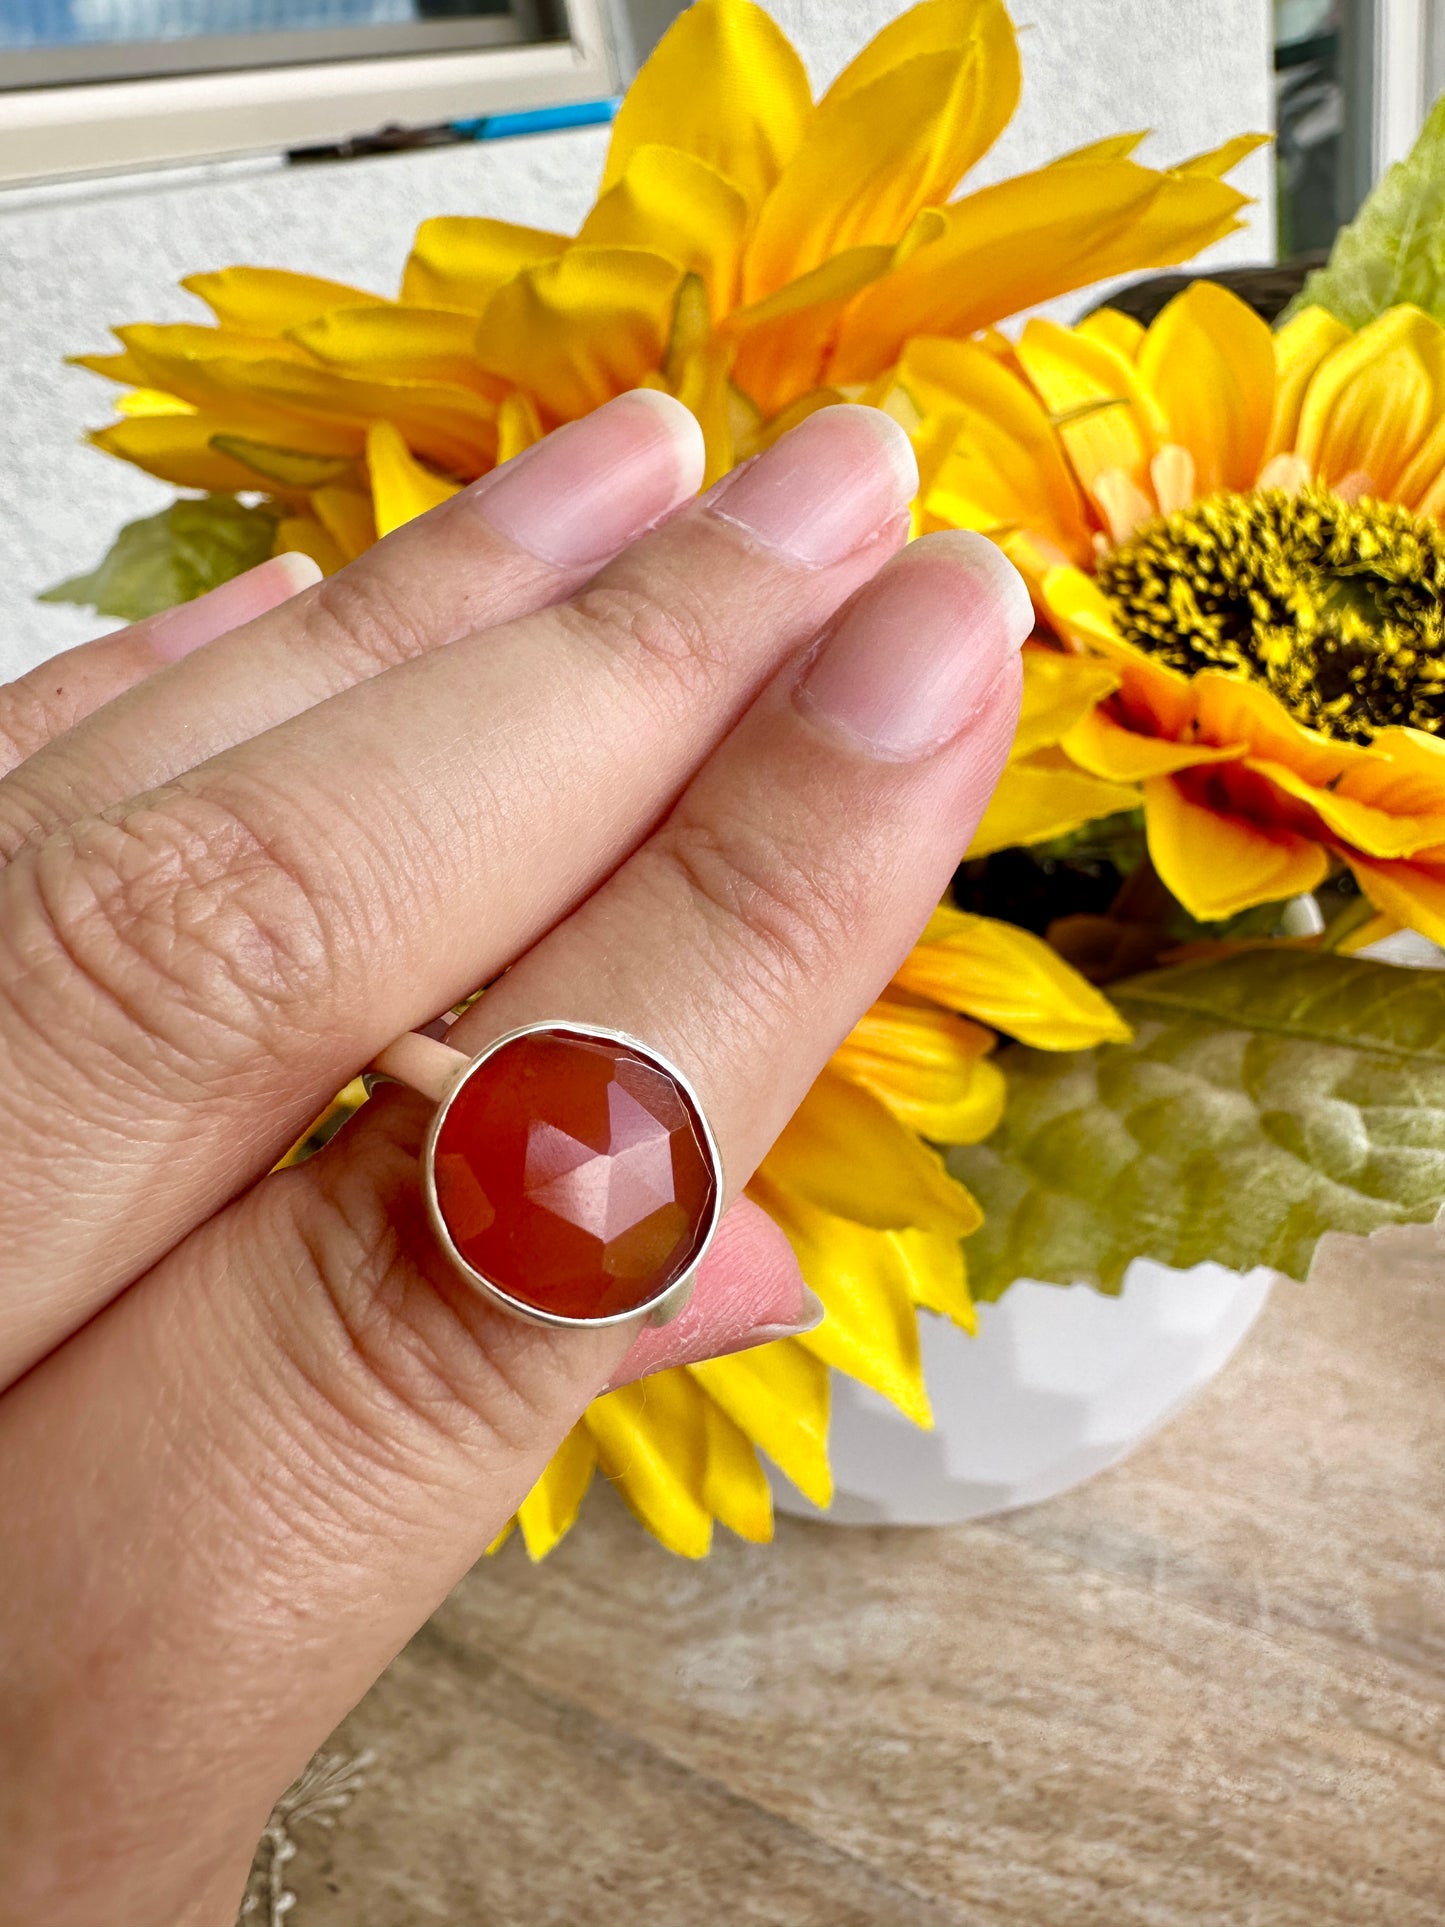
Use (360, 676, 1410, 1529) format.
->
(0, 0, 1273, 674)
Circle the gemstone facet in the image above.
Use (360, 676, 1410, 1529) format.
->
(429, 1027, 718, 1321)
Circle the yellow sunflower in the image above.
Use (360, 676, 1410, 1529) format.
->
(77, 0, 1259, 559)
(80, 0, 1256, 1555)
(906, 283, 1445, 948)
(517, 906, 1126, 1558)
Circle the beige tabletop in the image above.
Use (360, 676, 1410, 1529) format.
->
(266, 1228, 1444, 1927)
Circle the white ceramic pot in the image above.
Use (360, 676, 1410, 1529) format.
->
(771, 1258, 1275, 1526)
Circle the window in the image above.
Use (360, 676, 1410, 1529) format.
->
(1274, 0, 1445, 256)
(0, 0, 667, 186)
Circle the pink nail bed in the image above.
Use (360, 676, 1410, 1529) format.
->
(146, 551, 322, 662)
(474, 389, 706, 568)
(706, 405, 919, 567)
(794, 530, 1034, 760)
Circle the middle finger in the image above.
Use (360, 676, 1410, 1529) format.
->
(0, 405, 915, 1384)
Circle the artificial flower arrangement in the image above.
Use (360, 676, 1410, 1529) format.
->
(47, 0, 1445, 1557)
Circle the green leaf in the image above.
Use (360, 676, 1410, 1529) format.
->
(39, 494, 279, 622)
(1282, 90, 1445, 328)
(948, 948, 1445, 1297)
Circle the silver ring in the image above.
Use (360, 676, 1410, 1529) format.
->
(369, 1020, 725, 1331)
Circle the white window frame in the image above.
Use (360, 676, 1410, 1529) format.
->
(0, 0, 642, 189)
(1371, 0, 1445, 174)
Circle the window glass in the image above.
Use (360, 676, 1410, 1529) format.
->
(1273, 0, 1376, 254)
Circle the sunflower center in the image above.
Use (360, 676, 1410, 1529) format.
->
(1095, 484, 1445, 743)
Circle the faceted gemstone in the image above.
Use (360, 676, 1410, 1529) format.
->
(431, 1028, 717, 1320)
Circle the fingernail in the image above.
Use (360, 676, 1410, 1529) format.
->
(707, 404, 918, 567)
(706, 1287, 826, 1359)
(473, 389, 705, 567)
(794, 530, 1033, 759)
(147, 551, 322, 662)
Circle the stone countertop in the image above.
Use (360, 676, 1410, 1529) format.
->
(270, 1234, 1444, 1927)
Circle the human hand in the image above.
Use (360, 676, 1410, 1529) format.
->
(0, 393, 1028, 1925)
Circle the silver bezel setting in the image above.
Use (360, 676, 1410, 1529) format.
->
(422, 1019, 725, 1332)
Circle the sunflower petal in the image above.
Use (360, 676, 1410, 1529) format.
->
(1076, 308, 1147, 361)
(689, 1339, 832, 1507)
(822, 0, 1016, 121)
(1174, 131, 1271, 178)
(517, 1424, 598, 1560)
(893, 1226, 976, 1332)
(896, 906, 1133, 1047)
(907, 339, 1093, 562)
(366, 422, 462, 537)
(602, 0, 812, 213)
(209, 435, 355, 490)
(725, 245, 894, 416)
(401, 216, 566, 311)
(1267, 304, 1351, 458)
(761, 1069, 980, 1234)
(496, 389, 544, 465)
(672, 341, 737, 487)
(183, 266, 388, 333)
(70, 348, 153, 386)
(274, 514, 346, 577)
(829, 156, 1252, 384)
(1050, 132, 1148, 166)
(966, 749, 1140, 856)
(1248, 756, 1445, 860)
(585, 1375, 713, 1559)
(216, 359, 495, 473)
(1015, 315, 1161, 506)
(1062, 702, 1247, 780)
(475, 246, 681, 424)
(1013, 643, 1121, 758)
(831, 995, 1005, 1142)
(1135, 281, 1275, 495)
(1144, 773, 1330, 919)
(753, 1178, 932, 1425)
(1346, 851, 1445, 946)
(701, 1395, 774, 1543)
(746, 1, 1021, 301)
(90, 416, 278, 493)
(1294, 304, 1445, 498)
(581, 145, 749, 315)
(311, 484, 377, 562)
(292, 304, 501, 395)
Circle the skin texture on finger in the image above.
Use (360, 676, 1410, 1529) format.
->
(0, 552, 321, 780)
(0, 533, 1027, 1927)
(0, 405, 914, 1388)
(0, 391, 705, 851)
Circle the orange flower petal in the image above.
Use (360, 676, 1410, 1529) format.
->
(1144, 773, 1330, 919)
(1063, 701, 1247, 780)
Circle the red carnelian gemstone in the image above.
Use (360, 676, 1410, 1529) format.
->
(431, 1028, 717, 1320)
